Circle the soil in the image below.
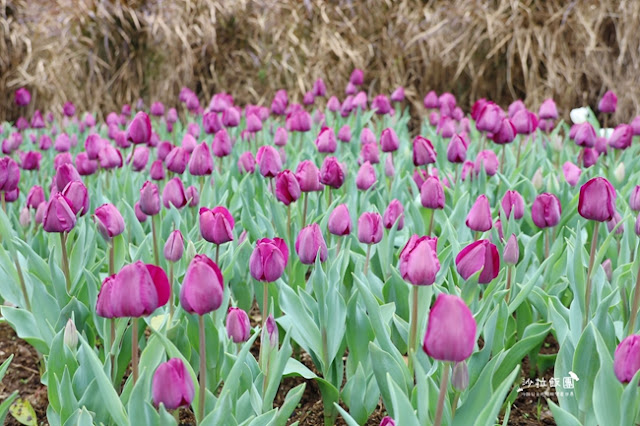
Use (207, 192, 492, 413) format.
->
(502, 333, 560, 426)
(0, 321, 49, 426)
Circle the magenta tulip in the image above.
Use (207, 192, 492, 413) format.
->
(455, 239, 500, 284)
(423, 293, 477, 362)
(165, 146, 189, 174)
(226, 308, 250, 343)
(250, 237, 289, 282)
(188, 142, 213, 176)
(42, 193, 76, 233)
(466, 195, 492, 232)
(356, 161, 376, 191)
(328, 204, 352, 236)
(14, 88, 31, 106)
(562, 161, 582, 187)
(614, 335, 640, 383)
(295, 160, 323, 192)
(531, 193, 562, 228)
(383, 199, 404, 230)
(162, 178, 187, 209)
(413, 136, 437, 166)
(275, 170, 301, 205)
(94, 203, 125, 241)
(420, 176, 445, 209)
(399, 235, 440, 285)
(127, 112, 152, 145)
(256, 146, 282, 178)
(578, 177, 616, 222)
(538, 99, 558, 120)
(164, 230, 184, 262)
(180, 254, 224, 315)
(599, 90, 617, 114)
(238, 151, 256, 174)
(295, 224, 328, 264)
(474, 150, 499, 176)
(152, 358, 195, 410)
(319, 156, 346, 189)
(140, 181, 161, 216)
(61, 181, 89, 216)
(199, 206, 234, 245)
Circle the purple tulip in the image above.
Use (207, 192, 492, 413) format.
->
(61, 181, 89, 216)
(420, 176, 445, 209)
(226, 308, 250, 343)
(630, 186, 640, 211)
(391, 87, 405, 103)
(315, 127, 337, 153)
(399, 235, 440, 285)
(134, 202, 147, 223)
(337, 125, 351, 143)
(492, 118, 516, 144)
(186, 186, 199, 207)
(150, 160, 165, 181)
(476, 102, 502, 133)
(562, 161, 582, 187)
(501, 190, 524, 220)
(94, 203, 125, 241)
(180, 254, 224, 315)
(162, 178, 187, 209)
(538, 99, 558, 120)
(164, 230, 184, 262)
(165, 146, 189, 174)
(456, 239, 500, 284)
(423, 293, 477, 361)
(42, 193, 76, 233)
(578, 177, 616, 222)
(14, 88, 31, 106)
(328, 204, 352, 236)
(599, 90, 617, 114)
(275, 170, 301, 205)
(424, 91, 439, 109)
(152, 358, 195, 410)
(380, 128, 399, 153)
(295, 160, 323, 192)
(574, 122, 597, 148)
(609, 124, 633, 150)
(131, 146, 149, 171)
(250, 237, 289, 282)
(140, 181, 161, 216)
(295, 224, 328, 264)
(98, 144, 123, 169)
(466, 195, 492, 232)
(383, 199, 404, 230)
(319, 156, 346, 189)
(238, 151, 256, 174)
(26, 186, 45, 209)
(199, 206, 234, 245)
(357, 212, 384, 244)
(503, 234, 519, 265)
(413, 136, 437, 166)
(614, 335, 640, 383)
(531, 193, 562, 228)
(372, 95, 391, 114)
(188, 142, 213, 176)
(127, 112, 152, 145)
(256, 146, 282, 178)
(447, 134, 467, 163)
(356, 161, 376, 191)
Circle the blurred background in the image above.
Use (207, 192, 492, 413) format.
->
(1, 0, 638, 123)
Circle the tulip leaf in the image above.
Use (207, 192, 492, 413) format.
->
(386, 373, 420, 426)
(9, 398, 37, 426)
(273, 383, 305, 425)
(547, 401, 582, 426)
(335, 404, 361, 426)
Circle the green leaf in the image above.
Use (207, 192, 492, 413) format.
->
(386, 373, 419, 426)
(547, 400, 582, 426)
(273, 383, 306, 426)
(9, 398, 37, 426)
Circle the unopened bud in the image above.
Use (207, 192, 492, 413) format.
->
(614, 163, 626, 183)
(532, 168, 543, 190)
(452, 361, 469, 391)
(64, 319, 78, 350)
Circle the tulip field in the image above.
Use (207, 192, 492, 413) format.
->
(1, 71, 640, 426)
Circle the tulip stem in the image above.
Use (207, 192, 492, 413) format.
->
(500, 145, 506, 174)
(516, 136, 523, 168)
(110, 319, 116, 382)
(583, 222, 600, 330)
(60, 232, 71, 292)
(14, 255, 31, 312)
(434, 362, 450, 426)
(364, 245, 372, 276)
(408, 285, 419, 376)
(428, 209, 435, 235)
(544, 230, 550, 259)
(505, 266, 512, 303)
(151, 215, 159, 266)
(109, 242, 115, 276)
(215, 244, 220, 266)
(198, 315, 206, 422)
(169, 262, 175, 320)
(287, 205, 292, 243)
(451, 393, 460, 420)
(1, 192, 5, 213)
(336, 237, 342, 257)
(302, 192, 308, 228)
(628, 261, 640, 335)
(131, 319, 139, 384)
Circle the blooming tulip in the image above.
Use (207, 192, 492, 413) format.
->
(199, 206, 234, 245)
(275, 170, 301, 205)
(455, 239, 500, 284)
(531, 193, 562, 228)
(127, 112, 152, 144)
(140, 181, 161, 216)
(61, 181, 89, 216)
(250, 238, 289, 282)
(256, 146, 282, 178)
(423, 293, 477, 361)
(152, 358, 195, 410)
(180, 254, 224, 315)
(501, 190, 524, 220)
(420, 176, 445, 209)
(578, 177, 616, 222)
(413, 136, 436, 166)
(399, 235, 440, 285)
(356, 161, 376, 191)
(383, 199, 404, 230)
(319, 156, 346, 189)
(295, 224, 327, 264)
(295, 160, 323, 192)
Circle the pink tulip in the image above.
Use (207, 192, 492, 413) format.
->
(423, 293, 476, 361)
(465, 195, 492, 232)
(337, 125, 351, 143)
(140, 181, 161, 216)
(94, 203, 125, 241)
(249, 238, 289, 282)
(295, 224, 328, 264)
(164, 230, 184, 262)
(420, 176, 445, 209)
(531, 193, 562, 228)
(165, 146, 189, 174)
(383, 199, 404, 230)
(295, 160, 323, 192)
(357, 212, 384, 244)
(380, 128, 399, 153)
(413, 136, 436, 166)
(152, 358, 195, 410)
(614, 335, 640, 383)
(578, 177, 616, 222)
(127, 112, 152, 145)
(43, 193, 76, 233)
(162, 178, 187, 209)
(319, 156, 346, 189)
(501, 190, 524, 220)
(199, 206, 234, 245)
(598, 90, 617, 114)
(238, 151, 256, 174)
(562, 161, 582, 187)
(315, 127, 337, 153)
(61, 181, 89, 216)
(256, 146, 282, 178)
(328, 204, 352, 236)
(455, 239, 500, 284)
(399, 235, 440, 285)
(226, 308, 250, 343)
(356, 161, 376, 190)
(538, 99, 558, 120)
(275, 170, 301, 205)
(447, 134, 467, 163)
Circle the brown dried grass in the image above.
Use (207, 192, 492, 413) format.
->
(1, 0, 638, 122)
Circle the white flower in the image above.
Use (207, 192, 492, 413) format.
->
(599, 128, 613, 138)
(570, 107, 590, 124)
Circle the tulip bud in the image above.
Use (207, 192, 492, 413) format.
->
(165, 146, 189, 174)
(14, 88, 31, 106)
(630, 186, 640, 211)
(360, 143, 380, 164)
(356, 162, 377, 191)
(164, 230, 184, 262)
(134, 202, 147, 223)
(26, 186, 45, 209)
(420, 176, 445, 210)
(188, 142, 213, 176)
(319, 156, 346, 189)
(383, 199, 404, 230)
(447, 134, 467, 163)
(264, 314, 279, 349)
(94, 203, 125, 241)
(538, 99, 558, 120)
(180, 254, 224, 315)
(562, 162, 581, 187)
(328, 204, 352, 236)
(275, 170, 301, 205)
(384, 154, 395, 178)
(380, 128, 399, 153)
(238, 151, 256, 174)
(503, 234, 519, 265)
(357, 212, 384, 244)
(452, 361, 469, 391)
(606, 211, 624, 235)
(492, 118, 516, 144)
(614, 163, 626, 183)
(609, 124, 633, 150)
(152, 358, 195, 410)
(614, 335, 640, 383)
(140, 181, 161, 216)
(250, 238, 289, 282)
(199, 206, 234, 245)
(315, 127, 337, 153)
(423, 294, 477, 362)
(19, 207, 30, 227)
(391, 86, 405, 103)
(466, 195, 492, 232)
(531, 193, 562, 228)
(599, 90, 617, 114)
(532, 168, 544, 190)
(295, 224, 328, 264)
(149, 160, 165, 181)
(456, 239, 500, 284)
(64, 318, 78, 350)
(474, 150, 499, 176)
(602, 259, 613, 282)
(500, 190, 524, 220)
(578, 177, 616, 222)
(224, 307, 251, 343)
(162, 178, 188, 209)
(61, 181, 89, 217)
(338, 125, 351, 143)
(127, 111, 152, 144)
(573, 122, 596, 148)
(380, 417, 396, 426)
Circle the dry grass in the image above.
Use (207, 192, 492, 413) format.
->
(1, 0, 638, 122)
